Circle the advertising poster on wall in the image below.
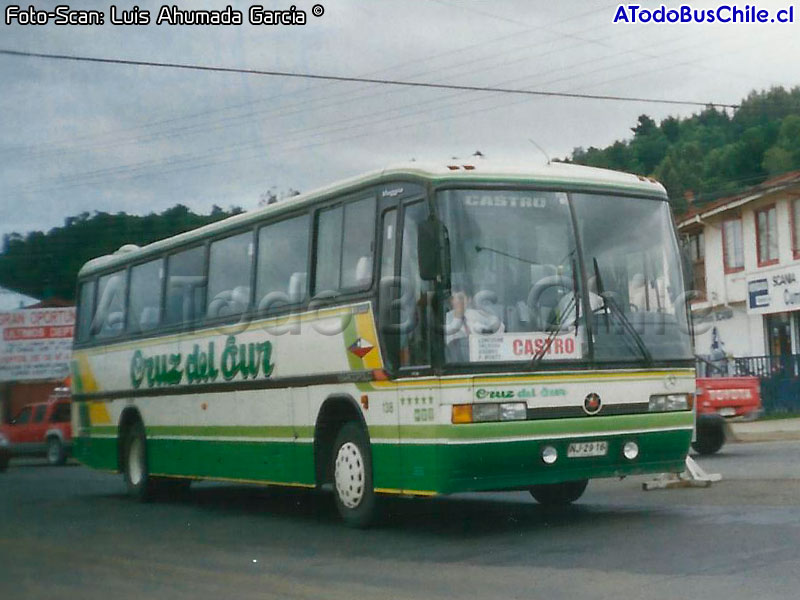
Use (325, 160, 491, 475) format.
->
(0, 308, 75, 382)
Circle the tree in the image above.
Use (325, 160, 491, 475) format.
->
(566, 86, 800, 213)
(0, 204, 245, 301)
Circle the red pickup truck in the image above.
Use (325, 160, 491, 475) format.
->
(693, 376, 762, 455)
(0, 385, 72, 472)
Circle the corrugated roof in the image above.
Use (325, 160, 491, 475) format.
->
(678, 170, 800, 228)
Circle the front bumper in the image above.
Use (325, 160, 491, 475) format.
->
(393, 411, 694, 495)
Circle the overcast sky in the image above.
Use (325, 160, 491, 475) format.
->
(1, 0, 799, 242)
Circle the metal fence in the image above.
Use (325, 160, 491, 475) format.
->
(696, 354, 800, 415)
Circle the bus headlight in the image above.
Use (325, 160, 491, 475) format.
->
(451, 402, 527, 423)
(499, 402, 527, 421)
(472, 403, 500, 422)
(0, 433, 8, 448)
(649, 393, 692, 412)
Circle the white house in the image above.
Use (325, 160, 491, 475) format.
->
(677, 171, 800, 361)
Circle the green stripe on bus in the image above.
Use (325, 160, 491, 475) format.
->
(86, 412, 692, 442)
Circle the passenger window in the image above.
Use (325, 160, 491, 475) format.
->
(128, 259, 163, 333)
(314, 205, 343, 295)
(33, 404, 46, 423)
(93, 270, 127, 339)
(256, 214, 310, 311)
(164, 246, 206, 327)
(76, 280, 96, 342)
(207, 232, 253, 319)
(313, 196, 376, 295)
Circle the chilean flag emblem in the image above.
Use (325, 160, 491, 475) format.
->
(348, 338, 374, 358)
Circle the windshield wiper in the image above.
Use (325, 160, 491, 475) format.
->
(529, 293, 577, 370)
(475, 245, 540, 266)
(530, 257, 580, 370)
(592, 257, 653, 365)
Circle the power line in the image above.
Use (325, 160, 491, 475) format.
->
(0, 48, 739, 109)
(2, 29, 779, 198)
(0, 4, 615, 158)
(3, 32, 738, 196)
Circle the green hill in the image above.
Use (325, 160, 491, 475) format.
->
(566, 86, 800, 213)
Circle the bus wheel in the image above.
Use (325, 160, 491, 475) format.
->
(692, 422, 725, 455)
(122, 421, 157, 502)
(0, 451, 9, 472)
(529, 479, 589, 505)
(46, 437, 67, 466)
(332, 422, 376, 528)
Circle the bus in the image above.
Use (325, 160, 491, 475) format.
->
(71, 160, 696, 526)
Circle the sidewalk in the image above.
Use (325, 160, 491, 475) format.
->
(729, 417, 800, 443)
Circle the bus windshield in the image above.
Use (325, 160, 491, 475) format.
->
(438, 189, 692, 365)
(438, 189, 583, 364)
(571, 192, 692, 363)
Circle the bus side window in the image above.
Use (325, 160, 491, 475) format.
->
(341, 197, 376, 289)
(398, 201, 432, 368)
(164, 246, 207, 328)
(313, 196, 376, 296)
(256, 214, 310, 311)
(314, 205, 343, 295)
(128, 258, 163, 333)
(76, 280, 96, 342)
(207, 231, 253, 319)
(93, 270, 127, 339)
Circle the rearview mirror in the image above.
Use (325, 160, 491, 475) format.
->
(418, 219, 446, 281)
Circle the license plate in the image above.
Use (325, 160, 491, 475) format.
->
(718, 407, 736, 417)
(567, 441, 608, 458)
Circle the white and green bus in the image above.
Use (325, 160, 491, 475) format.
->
(71, 160, 696, 526)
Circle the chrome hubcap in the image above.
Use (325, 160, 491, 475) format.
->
(47, 440, 59, 462)
(334, 442, 365, 509)
(128, 436, 144, 486)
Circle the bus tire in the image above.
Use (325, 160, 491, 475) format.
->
(529, 479, 589, 505)
(122, 420, 158, 502)
(331, 422, 376, 528)
(46, 436, 67, 466)
(692, 417, 726, 455)
(0, 451, 9, 472)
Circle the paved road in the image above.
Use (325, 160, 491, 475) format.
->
(1, 442, 799, 600)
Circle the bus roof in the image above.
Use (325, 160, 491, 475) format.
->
(78, 160, 667, 278)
